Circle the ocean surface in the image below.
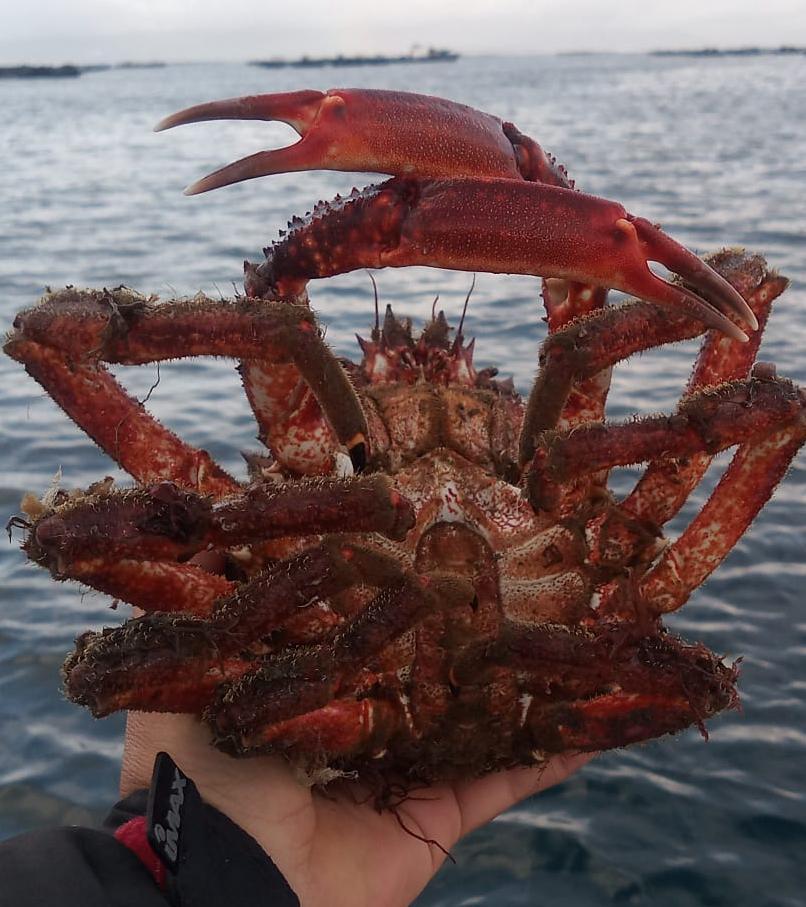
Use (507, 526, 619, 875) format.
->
(1, 53, 804, 905)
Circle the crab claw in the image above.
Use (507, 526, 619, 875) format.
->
(157, 89, 755, 339)
(155, 88, 531, 194)
(253, 178, 757, 341)
(615, 216, 758, 336)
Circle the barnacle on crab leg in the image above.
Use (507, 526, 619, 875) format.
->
(249, 177, 756, 341)
(4, 288, 370, 481)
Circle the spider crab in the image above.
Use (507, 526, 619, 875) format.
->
(6, 89, 805, 788)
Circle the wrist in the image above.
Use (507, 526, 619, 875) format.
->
(114, 751, 301, 906)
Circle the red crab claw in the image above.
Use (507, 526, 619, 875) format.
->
(156, 89, 755, 338)
(253, 178, 757, 341)
(154, 87, 556, 193)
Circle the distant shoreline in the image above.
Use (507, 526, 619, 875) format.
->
(651, 45, 805, 57)
(251, 48, 459, 69)
(0, 62, 165, 79)
(0, 65, 81, 79)
(1, 47, 803, 76)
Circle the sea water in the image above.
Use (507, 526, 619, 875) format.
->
(1, 53, 804, 906)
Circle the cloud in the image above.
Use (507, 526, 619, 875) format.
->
(1, 0, 804, 63)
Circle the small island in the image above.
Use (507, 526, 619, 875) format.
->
(0, 61, 168, 80)
(0, 64, 81, 79)
(251, 47, 459, 69)
(652, 45, 805, 57)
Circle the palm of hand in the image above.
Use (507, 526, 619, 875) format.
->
(121, 712, 592, 907)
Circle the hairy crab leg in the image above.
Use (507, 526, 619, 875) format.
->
(5, 288, 369, 480)
(224, 611, 740, 760)
(581, 255, 787, 588)
(522, 298, 710, 466)
(249, 178, 756, 341)
(64, 615, 255, 715)
(621, 252, 788, 527)
(450, 622, 738, 749)
(525, 375, 805, 514)
(637, 413, 806, 614)
(64, 549, 473, 729)
(211, 572, 475, 755)
(5, 337, 238, 498)
(54, 557, 235, 617)
(63, 540, 416, 713)
(25, 477, 414, 609)
(519, 252, 784, 523)
(520, 250, 780, 461)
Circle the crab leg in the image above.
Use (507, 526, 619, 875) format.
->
(5, 288, 369, 481)
(229, 697, 403, 759)
(63, 540, 414, 713)
(249, 178, 756, 341)
(580, 256, 787, 588)
(621, 253, 788, 527)
(456, 622, 738, 744)
(5, 335, 238, 497)
(64, 616, 254, 715)
(521, 299, 709, 466)
(211, 571, 474, 755)
(26, 477, 414, 610)
(65, 547, 472, 732)
(525, 376, 804, 514)
(238, 358, 338, 475)
(521, 251, 781, 457)
(223, 611, 740, 760)
(638, 415, 806, 614)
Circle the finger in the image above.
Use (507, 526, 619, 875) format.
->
(452, 751, 596, 839)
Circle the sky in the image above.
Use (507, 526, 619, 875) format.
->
(2, 0, 805, 64)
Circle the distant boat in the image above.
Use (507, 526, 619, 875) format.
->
(0, 65, 81, 79)
(251, 48, 459, 70)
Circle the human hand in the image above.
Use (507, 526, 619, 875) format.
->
(121, 711, 593, 907)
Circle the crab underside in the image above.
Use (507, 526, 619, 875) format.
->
(5, 89, 805, 789)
